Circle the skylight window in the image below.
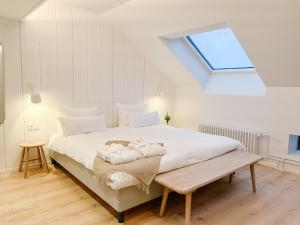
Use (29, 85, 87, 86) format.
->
(186, 28, 254, 71)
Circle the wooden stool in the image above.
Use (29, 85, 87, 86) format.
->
(19, 140, 49, 178)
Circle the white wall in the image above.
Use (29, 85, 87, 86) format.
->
(174, 85, 300, 170)
(0, 17, 24, 172)
(0, 1, 175, 173)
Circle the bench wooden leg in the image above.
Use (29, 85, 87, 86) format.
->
(160, 187, 170, 216)
(250, 164, 256, 193)
(185, 193, 192, 225)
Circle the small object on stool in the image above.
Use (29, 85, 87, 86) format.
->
(19, 140, 49, 178)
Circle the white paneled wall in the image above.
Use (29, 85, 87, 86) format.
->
(0, 18, 24, 172)
(0, 1, 175, 172)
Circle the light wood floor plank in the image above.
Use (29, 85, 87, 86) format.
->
(0, 165, 300, 225)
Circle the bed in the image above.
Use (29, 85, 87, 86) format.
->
(47, 125, 245, 222)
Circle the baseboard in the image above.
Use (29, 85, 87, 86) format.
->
(259, 154, 300, 175)
(0, 167, 18, 175)
(0, 160, 52, 176)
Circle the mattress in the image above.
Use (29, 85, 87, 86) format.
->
(47, 125, 245, 190)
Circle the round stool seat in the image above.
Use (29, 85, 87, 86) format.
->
(19, 140, 45, 148)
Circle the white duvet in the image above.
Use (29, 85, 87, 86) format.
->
(47, 125, 245, 189)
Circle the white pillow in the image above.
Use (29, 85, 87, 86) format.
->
(57, 115, 106, 136)
(58, 106, 99, 117)
(127, 111, 160, 128)
(116, 103, 147, 127)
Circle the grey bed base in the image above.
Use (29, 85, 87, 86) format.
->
(49, 150, 163, 223)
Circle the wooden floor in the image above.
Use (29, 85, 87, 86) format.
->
(1, 165, 300, 225)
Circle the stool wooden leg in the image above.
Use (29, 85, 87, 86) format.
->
(24, 148, 29, 178)
(250, 164, 256, 193)
(37, 147, 42, 168)
(39, 146, 49, 173)
(160, 187, 170, 216)
(185, 193, 192, 225)
(19, 148, 25, 172)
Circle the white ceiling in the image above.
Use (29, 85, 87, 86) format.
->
(55, 0, 131, 15)
(102, 0, 300, 87)
(0, 0, 131, 20)
(4, 0, 299, 87)
(0, 0, 45, 19)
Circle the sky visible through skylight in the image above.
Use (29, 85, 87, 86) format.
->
(186, 28, 254, 70)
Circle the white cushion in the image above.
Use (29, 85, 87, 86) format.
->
(58, 106, 99, 117)
(116, 103, 147, 127)
(127, 111, 160, 128)
(57, 115, 106, 136)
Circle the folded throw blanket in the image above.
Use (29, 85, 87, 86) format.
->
(94, 139, 165, 192)
(93, 155, 161, 192)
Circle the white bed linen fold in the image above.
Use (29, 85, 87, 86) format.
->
(97, 143, 140, 165)
(97, 140, 166, 165)
(47, 125, 245, 189)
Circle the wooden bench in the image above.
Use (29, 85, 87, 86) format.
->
(155, 150, 263, 225)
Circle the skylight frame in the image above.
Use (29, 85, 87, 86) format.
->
(185, 29, 255, 72)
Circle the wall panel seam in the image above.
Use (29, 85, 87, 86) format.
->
(111, 27, 114, 125)
(54, 3, 59, 105)
(85, 12, 89, 106)
(18, 20, 26, 144)
(37, 14, 42, 91)
(71, 8, 75, 107)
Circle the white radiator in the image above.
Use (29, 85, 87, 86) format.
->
(199, 124, 262, 153)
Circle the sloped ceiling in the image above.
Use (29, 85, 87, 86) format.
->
(0, 0, 45, 19)
(55, 0, 131, 14)
(102, 0, 300, 87)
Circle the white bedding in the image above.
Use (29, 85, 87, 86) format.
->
(47, 125, 245, 189)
